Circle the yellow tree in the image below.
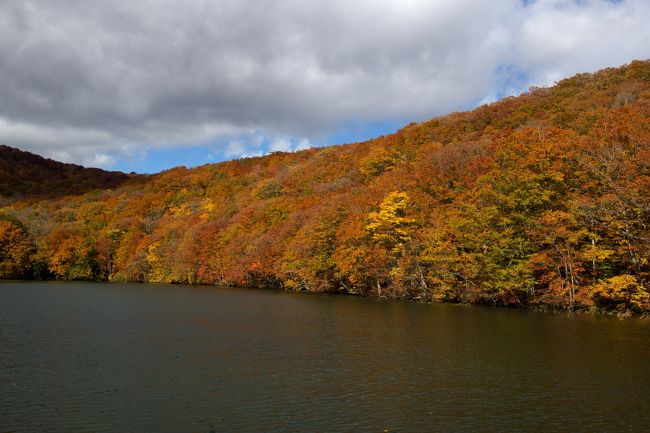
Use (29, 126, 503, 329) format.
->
(589, 275, 650, 313)
(365, 191, 414, 253)
(364, 191, 416, 297)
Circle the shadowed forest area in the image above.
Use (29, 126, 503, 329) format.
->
(1, 61, 649, 315)
(0, 145, 138, 203)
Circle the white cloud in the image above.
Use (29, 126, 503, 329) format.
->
(88, 153, 116, 168)
(296, 138, 312, 151)
(268, 137, 313, 154)
(513, 0, 650, 85)
(224, 140, 249, 158)
(0, 0, 648, 169)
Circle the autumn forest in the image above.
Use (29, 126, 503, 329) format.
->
(1, 61, 649, 315)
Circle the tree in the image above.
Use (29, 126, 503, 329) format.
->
(0, 219, 34, 278)
(365, 191, 414, 253)
(360, 145, 403, 179)
(589, 275, 650, 313)
(363, 191, 417, 297)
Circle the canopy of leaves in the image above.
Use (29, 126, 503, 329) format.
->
(2, 60, 650, 315)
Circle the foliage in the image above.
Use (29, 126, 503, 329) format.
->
(360, 145, 403, 178)
(0, 144, 135, 201)
(365, 191, 414, 253)
(0, 218, 34, 278)
(2, 60, 650, 314)
(589, 275, 650, 313)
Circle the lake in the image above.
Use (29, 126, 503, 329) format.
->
(1, 281, 649, 433)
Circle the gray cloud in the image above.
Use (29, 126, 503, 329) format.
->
(1, 0, 649, 168)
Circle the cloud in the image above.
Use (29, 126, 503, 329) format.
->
(269, 137, 312, 153)
(0, 0, 649, 169)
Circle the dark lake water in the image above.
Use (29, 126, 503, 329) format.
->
(1, 281, 649, 433)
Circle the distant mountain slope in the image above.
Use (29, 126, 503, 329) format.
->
(0, 145, 136, 201)
(1, 60, 649, 315)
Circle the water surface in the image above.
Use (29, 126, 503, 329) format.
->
(1, 281, 649, 432)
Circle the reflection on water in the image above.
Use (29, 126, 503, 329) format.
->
(1, 281, 649, 433)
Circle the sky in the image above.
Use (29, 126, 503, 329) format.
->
(1, 0, 649, 173)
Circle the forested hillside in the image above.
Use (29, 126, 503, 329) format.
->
(0, 145, 136, 203)
(2, 61, 649, 314)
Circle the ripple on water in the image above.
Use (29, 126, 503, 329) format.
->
(1, 282, 650, 433)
